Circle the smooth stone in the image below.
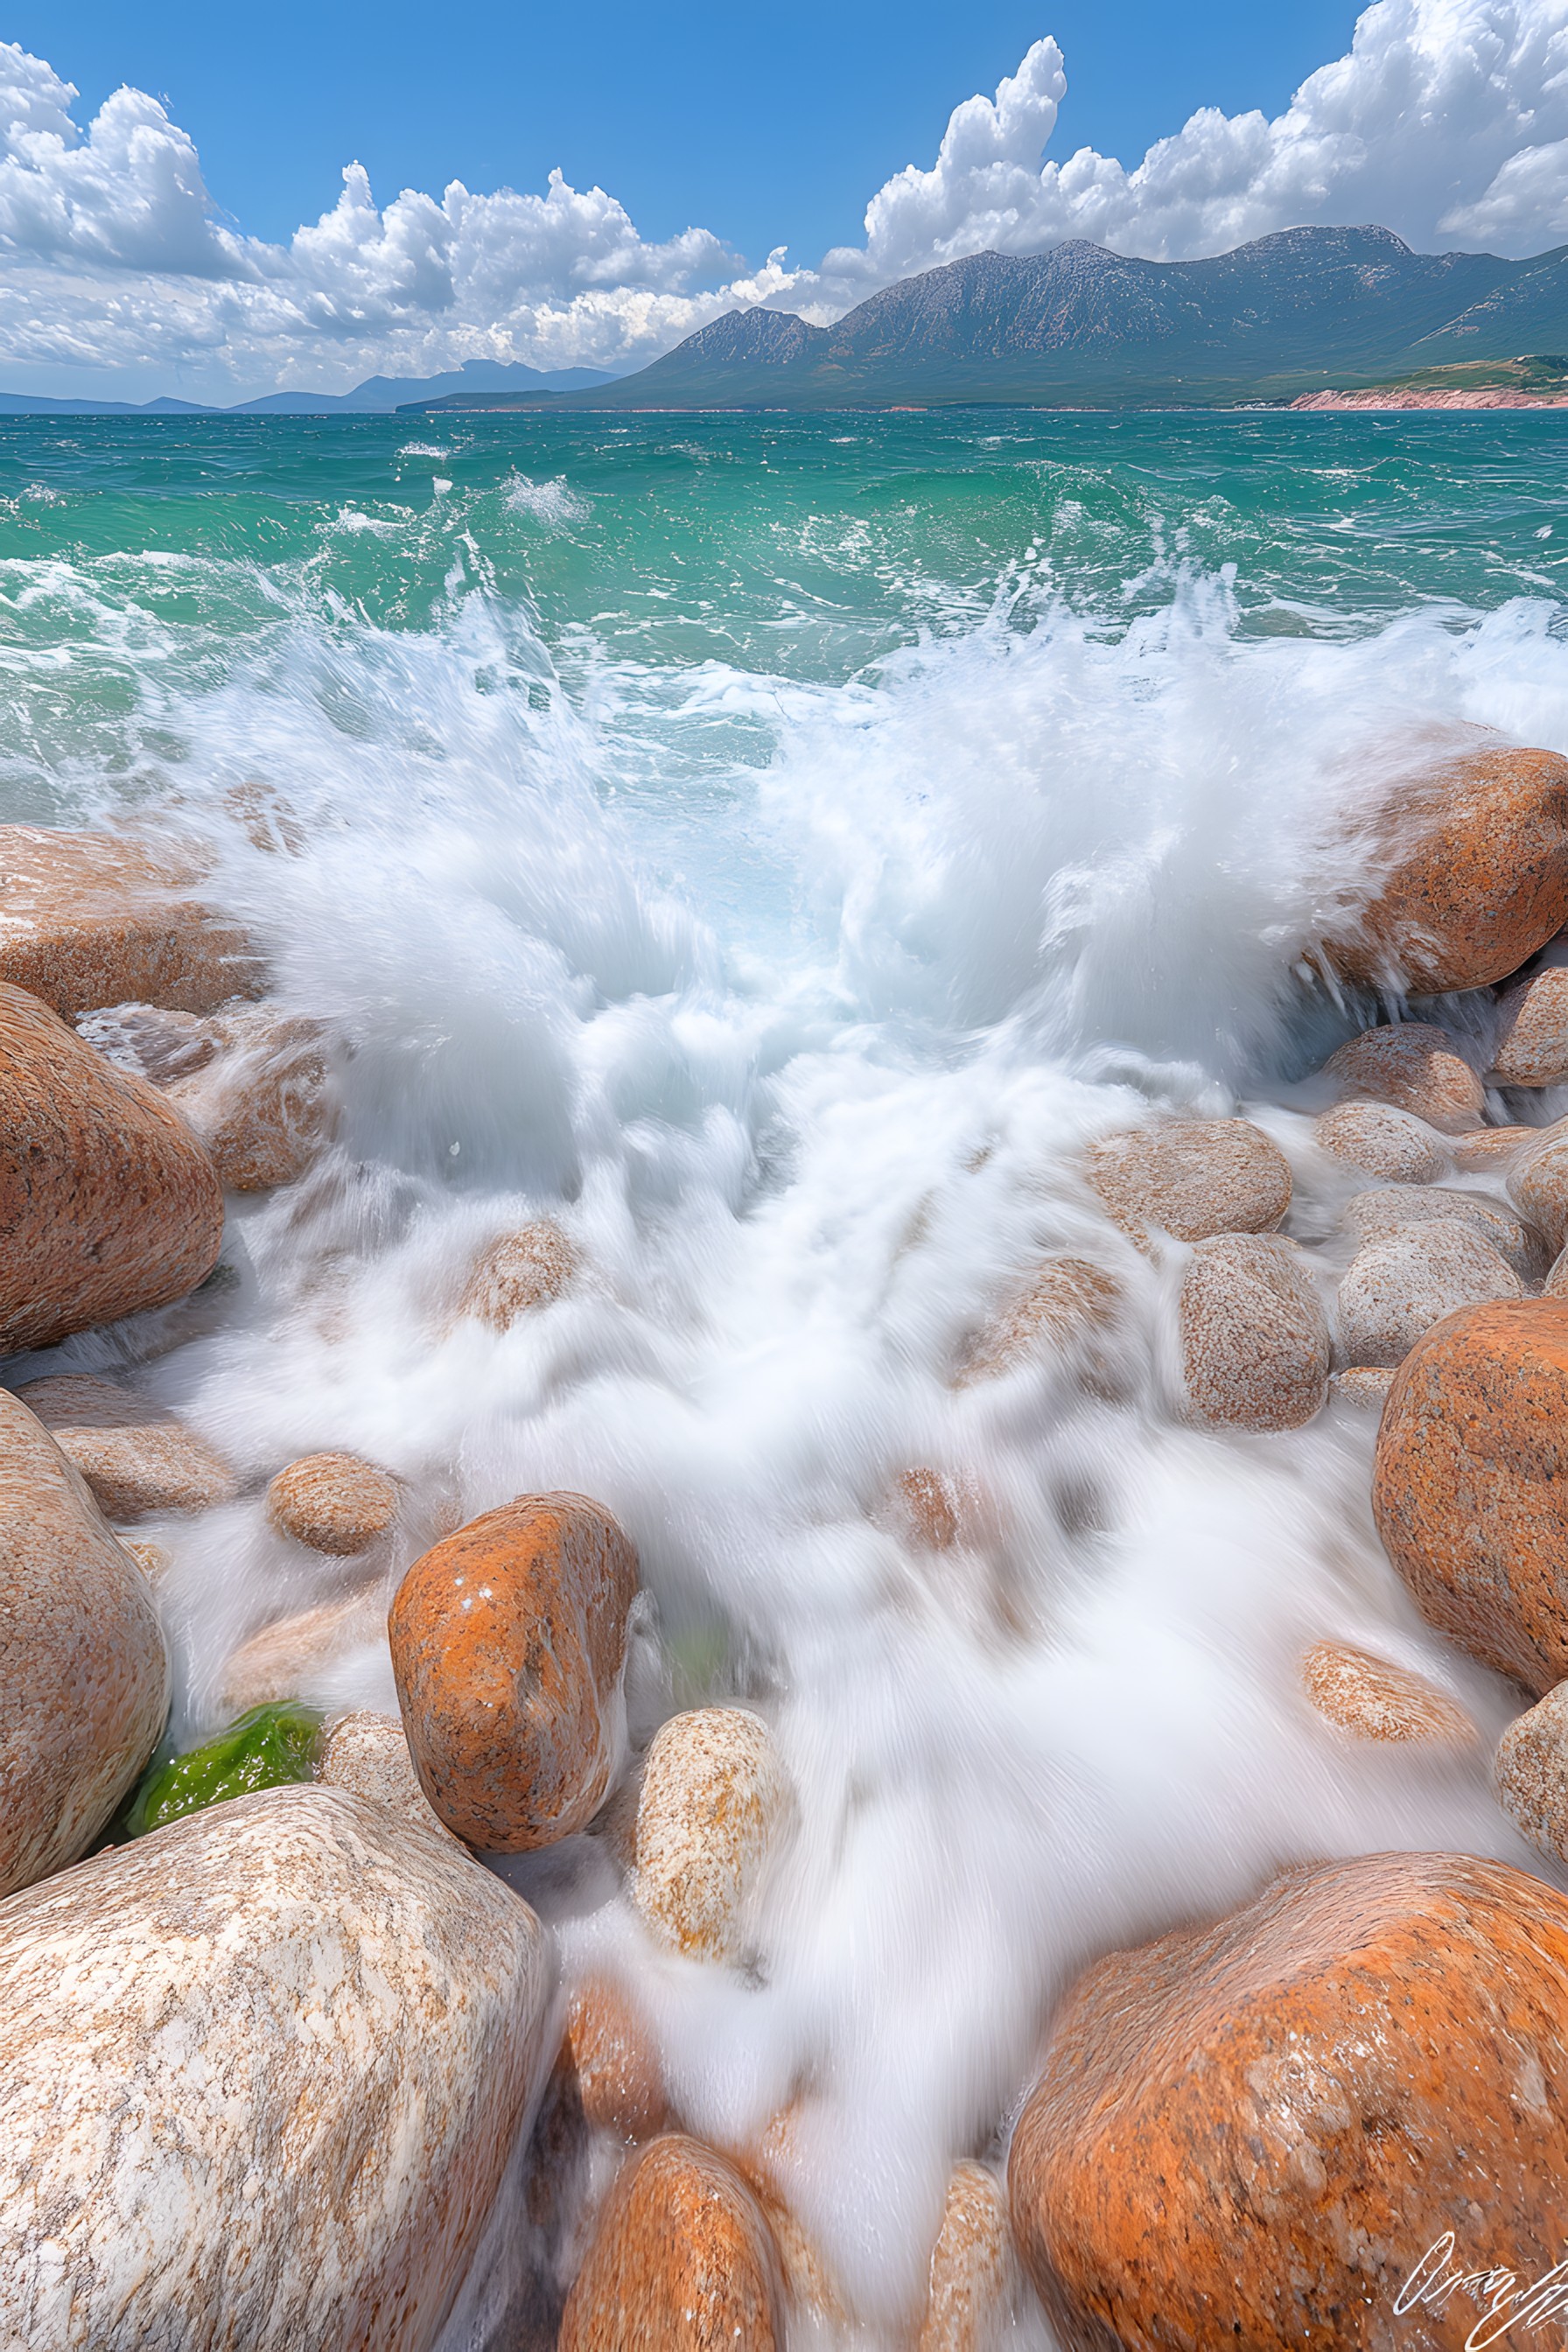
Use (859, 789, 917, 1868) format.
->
(0, 824, 262, 1018)
(1341, 1180, 1539, 1276)
(1452, 1124, 1539, 1168)
(565, 1976, 668, 2141)
(1298, 1641, 1476, 1746)
(0, 1784, 549, 2350)
(1085, 1118, 1291, 1243)
(956, 1253, 1122, 1387)
(164, 1009, 329, 1192)
(1493, 965, 1568, 1086)
(1494, 1684, 1568, 1862)
(0, 1389, 169, 1897)
(1331, 1366, 1397, 1411)
(1009, 1850, 1568, 2352)
(632, 1706, 795, 1964)
(1322, 1023, 1483, 1133)
(0, 983, 225, 1351)
(1335, 1218, 1522, 1367)
(917, 2160, 1021, 2352)
(389, 1492, 638, 1852)
(1312, 1100, 1448, 1185)
(1179, 1234, 1329, 1432)
(1510, 1124, 1568, 1252)
(266, 1451, 400, 1555)
(317, 1709, 453, 1841)
(218, 1589, 384, 1716)
(1320, 742, 1568, 991)
(559, 2134, 784, 2352)
(1374, 1298, 1568, 1694)
(457, 1222, 577, 1330)
(15, 1372, 236, 1521)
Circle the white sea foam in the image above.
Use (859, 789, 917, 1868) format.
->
(503, 471, 590, 528)
(13, 556, 1568, 2345)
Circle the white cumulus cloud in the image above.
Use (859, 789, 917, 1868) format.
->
(4, 0, 1568, 399)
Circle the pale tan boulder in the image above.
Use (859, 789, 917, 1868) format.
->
(0, 983, 226, 1351)
(457, 1222, 577, 1330)
(633, 1708, 795, 1964)
(0, 825, 262, 1018)
(1086, 1119, 1291, 1244)
(1312, 1100, 1448, 1185)
(1494, 1684, 1568, 1861)
(266, 1451, 399, 1555)
(1493, 966, 1568, 1086)
(1341, 1181, 1539, 1276)
(0, 1389, 170, 1898)
(1299, 1642, 1476, 1746)
(1335, 1218, 1522, 1368)
(218, 1590, 384, 1716)
(1179, 1235, 1329, 1432)
(0, 1784, 549, 2350)
(1330, 1366, 1397, 1411)
(1322, 1024, 1483, 1133)
(1511, 1124, 1568, 1252)
(917, 2160, 1023, 2352)
(15, 1373, 235, 1521)
(1452, 1124, 1539, 1169)
(956, 1255, 1122, 1386)
(164, 1010, 328, 1192)
(317, 1710, 452, 1841)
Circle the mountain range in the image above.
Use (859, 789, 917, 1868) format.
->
(416, 227, 1568, 411)
(0, 359, 617, 419)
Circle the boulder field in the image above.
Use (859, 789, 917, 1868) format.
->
(7, 739, 1568, 2349)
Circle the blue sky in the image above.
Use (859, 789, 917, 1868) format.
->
(12, 0, 1365, 263)
(2, 2, 1566, 400)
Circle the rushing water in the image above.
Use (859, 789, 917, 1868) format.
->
(5, 409, 1568, 2344)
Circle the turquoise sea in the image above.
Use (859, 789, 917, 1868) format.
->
(5, 410, 1565, 2344)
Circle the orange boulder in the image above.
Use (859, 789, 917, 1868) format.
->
(1321, 742, 1568, 992)
(559, 2134, 783, 2352)
(1373, 1298, 1568, 1694)
(1299, 1642, 1476, 1746)
(565, 1976, 668, 2142)
(1010, 1849, 1568, 2352)
(1323, 1024, 1482, 1133)
(956, 1254, 1122, 1386)
(388, 1492, 638, 1850)
(1493, 966, 1568, 1087)
(15, 1373, 235, 1521)
(0, 984, 225, 1351)
(1510, 1125, 1568, 1253)
(456, 1222, 577, 1330)
(0, 824, 260, 1017)
(266, 1451, 399, 1555)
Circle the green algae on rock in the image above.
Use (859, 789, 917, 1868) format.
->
(124, 1702, 324, 1838)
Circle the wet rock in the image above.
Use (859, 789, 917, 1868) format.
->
(1373, 1298, 1568, 1694)
(0, 1389, 169, 1897)
(1299, 1641, 1476, 1746)
(1494, 1684, 1568, 1861)
(917, 2160, 1022, 2352)
(0, 1784, 549, 2350)
(0, 823, 262, 1018)
(1312, 1100, 1448, 1185)
(956, 1255, 1123, 1386)
(15, 1372, 236, 1521)
(164, 1010, 328, 1191)
(1510, 1124, 1568, 1253)
(1331, 1366, 1397, 1411)
(1493, 965, 1568, 1086)
(1452, 1124, 1539, 1169)
(218, 1589, 385, 1716)
(77, 1000, 218, 1084)
(1341, 1180, 1539, 1277)
(457, 1222, 577, 1330)
(1322, 1023, 1483, 1133)
(267, 1451, 400, 1555)
(1335, 1218, 1522, 1368)
(559, 2133, 784, 2352)
(1549, 1246, 1568, 1298)
(0, 983, 226, 1351)
(1009, 1848, 1568, 2352)
(317, 1709, 453, 1840)
(632, 1706, 796, 1964)
(565, 1976, 668, 2141)
(889, 1465, 963, 1550)
(1085, 1118, 1291, 1244)
(1179, 1234, 1329, 1432)
(1320, 741, 1568, 991)
(125, 1700, 323, 1838)
(389, 1492, 639, 1852)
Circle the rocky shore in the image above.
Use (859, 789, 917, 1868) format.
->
(6, 738, 1568, 2348)
(1292, 386, 1568, 410)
